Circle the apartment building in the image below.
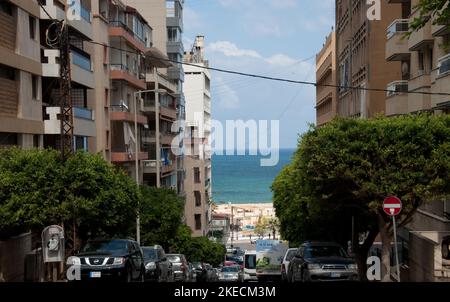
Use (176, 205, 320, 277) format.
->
(316, 31, 337, 126)
(0, 1, 43, 149)
(40, 0, 96, 152)
(183, 36, 212, 237)
(384, 0, 450, 282)
(123, 0, 183, 192)
(335, 0, 402, 118)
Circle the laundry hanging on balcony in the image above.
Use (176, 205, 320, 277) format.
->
(124, 122, 136, 159)
(162, 148, 170, 166)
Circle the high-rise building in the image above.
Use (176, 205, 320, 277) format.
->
(0, 1, 43, 149)
(316, 31, 337, 126)
(183, 36, 212, 237)
(335, 0, 402, 118)
(121, 0, 183, 192)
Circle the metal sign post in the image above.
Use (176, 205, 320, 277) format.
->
(383, 197, 402, 283)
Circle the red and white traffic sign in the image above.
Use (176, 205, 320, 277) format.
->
(383, 197, 402, 217)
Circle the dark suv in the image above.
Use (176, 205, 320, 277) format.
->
(67, 239, 145, 282)
(288, 242, 359, 282)
(142, 245, 173, 282)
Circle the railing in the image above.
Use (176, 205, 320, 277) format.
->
(80, 6, 91, 23)
(73, 107, 93, 120)
(72, 49, 91, 71)
(387, 19, 409, 39)
(110, 64, 129, 72)
(438, 54, 450, 76)
(109, 20, 130, 31)
(110, 104, 129, 112)
(386, 81, 409, 97)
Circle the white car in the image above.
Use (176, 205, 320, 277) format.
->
(281, 248, 298, 281)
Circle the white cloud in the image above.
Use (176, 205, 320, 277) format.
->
(266, 54, 298, 67)
(208, 41, 262, 59)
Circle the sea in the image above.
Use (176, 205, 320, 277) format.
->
(212, 148, 296, 205)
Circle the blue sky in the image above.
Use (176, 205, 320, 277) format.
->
(183, 0, 335, 149)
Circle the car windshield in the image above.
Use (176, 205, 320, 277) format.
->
(167, 255, 181, 263)
(222, 266, 240, 272)
(305, 246, 347, 258)
(142, 248, 157, 261)
(285, 249, 297, 261)
(82, 240, 127, 254)
(245, 254, 256, 269)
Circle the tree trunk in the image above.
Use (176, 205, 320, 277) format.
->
(378, 213, 392, 282)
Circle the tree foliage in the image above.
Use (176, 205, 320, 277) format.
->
(0, 148, 139, 242)
(272, 114, 450, 279)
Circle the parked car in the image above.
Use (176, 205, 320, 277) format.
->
(67, 239, 145, 282)
(223, 260, 238, 267)
(167, 254, 188, 282)
(281, 248, 298, 282)
(243, 250, 257, 282)
(288, 242, 359, 282)
(205, 264, 219, 282)
(218, 265, 243, 282)
(141, 245, 172, 282)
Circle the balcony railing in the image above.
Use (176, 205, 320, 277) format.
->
(72, 49, 91, 71)
(74, 107, 93, 120)
(438, 54, 450, 76)
(386, 81, 409, 97)
(387, 19, 409, 39)
(80, 6, 91, 23)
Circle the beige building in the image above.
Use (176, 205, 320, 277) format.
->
(183, 36, 212, 237)
(335, 0, 402, 118)
(316, 31, 337, 126)
(384, 0, 450, 282)
(0, 0, 43, 149)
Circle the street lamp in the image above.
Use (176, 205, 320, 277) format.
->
(133, 88, 167, 245)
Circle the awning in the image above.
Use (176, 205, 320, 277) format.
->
(145, 47, 173, 68)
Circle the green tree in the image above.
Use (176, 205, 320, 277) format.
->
(254, 216, 268, 238)
(272, 115, 450, 281)
(409, 0, 450, 35)
(139, 186, 184, 250)
(0, 148, 140, 248)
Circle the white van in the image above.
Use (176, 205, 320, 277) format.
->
(243, 250, 257, 281)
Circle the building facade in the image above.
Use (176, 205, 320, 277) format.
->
(0, 0, 43, 149)
(183, 36, 212, 237)
(335, 0, 402, 118)
(384, 0, 450, 282)
(316, 31, 337, 126)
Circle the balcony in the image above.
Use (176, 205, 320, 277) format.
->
(110, 105, 147, 124)
(431, 8, 450, 36)
(143, 160, 176, 174)
(409, 71, 432, 112)
(142, 130, 156, 143)
(432, 54, 450, 108)
(110, 64, 146, 90)
(386, 19, 410, 61)
(111, 148, 148, 163)
(167, 40, 184, 56)
(167, 65, 184, 81)
(161, 132, 177, 146)
(109, 21, 147, 53)
(386, 81, 409, 116)
(408, 12, 433, 51)
(71, 49, 94, 89)
(44, 106, 96, 137)
(146, 72, 177, 93)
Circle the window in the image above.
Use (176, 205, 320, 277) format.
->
(195, 214, 202, 230)
(32, 75, 38, 100)
(0, 2, 13, 15)
(194, 191, 201, 207)
(418, 51, 425, 72)
(104, 89, 109, 107)
(194, 167, 201, 183)
(29, 16, 36, 40)
(429, 46, 433, 72)
(0, 65, 15, 80)
(167, 27, 179, 42)
(33, 135, 40, 148)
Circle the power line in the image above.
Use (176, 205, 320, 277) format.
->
(36, 1, 450, 97)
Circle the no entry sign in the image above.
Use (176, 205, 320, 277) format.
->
(383, 197, 402, 217)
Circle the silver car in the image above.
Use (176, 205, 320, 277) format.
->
(218, 265, 243, 282)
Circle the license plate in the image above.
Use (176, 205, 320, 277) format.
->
(90, 272, 101, 278)
(331, 272, 341, 278)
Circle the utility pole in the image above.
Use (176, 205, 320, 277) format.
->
(59, 22, 74, 161)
